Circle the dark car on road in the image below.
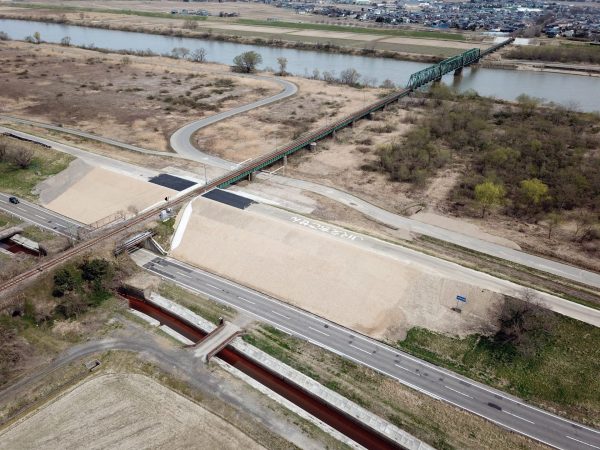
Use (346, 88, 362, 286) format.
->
(8, 196, 19, 204)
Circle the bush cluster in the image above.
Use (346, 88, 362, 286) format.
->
(378, 87, 600, 219)
(505, 45, 600, 65)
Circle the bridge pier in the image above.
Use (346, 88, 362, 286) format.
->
(248, 172, 256, 182)
(453, 67, 463, 77)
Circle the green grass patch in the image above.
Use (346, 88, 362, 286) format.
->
(152, 217, 175, 249)
(21, 225, 58, 243)
(236, 18, 466, 41)
(0, 211, 21, 228)
(9, 3, 208, 21)
(158, 282, 235, 325)
(0, 143, 73, 200)
(396, 320, 600, 422)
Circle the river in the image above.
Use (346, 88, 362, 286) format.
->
(1, 18, 598, 111)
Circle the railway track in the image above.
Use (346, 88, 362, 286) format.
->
(0, 87, 414, 294)
(0, 40, 514, 294)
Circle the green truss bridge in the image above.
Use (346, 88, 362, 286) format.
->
(407, 38, 514, 90)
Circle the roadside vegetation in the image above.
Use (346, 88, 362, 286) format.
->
(158, 282, 235, 325)
(396, 295, 600, 426)
(0, 136, 73, 200)
(505, 44, 600, 65)
(372, 86, 600, 252)
(0, 255, 136, 384)
(243, 325, 547, 450)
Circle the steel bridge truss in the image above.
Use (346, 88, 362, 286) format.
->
(406, 48, 481, 90)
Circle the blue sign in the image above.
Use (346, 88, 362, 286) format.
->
(456, 295, 467, 302)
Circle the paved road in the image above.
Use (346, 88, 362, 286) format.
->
(0, 126, 169, 181)
(170, 75, 298, 169)
(0, 193, 84, 238)
(5, 92, 599, 290)
(251, 203, 600, 327)
(268, 175, 600, 290)
(141, 254, 600, 450)
(0, 115, 187, 159)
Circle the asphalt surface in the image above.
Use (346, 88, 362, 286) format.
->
(250, 203, 600, 327)
(143, 254, 600, 450)
(4, 96, 599, 290)
(169, 74, 298, 169)
(0, 115, 185, 159)
(268, 175, 600, 290)
(0, 192, 84, 238)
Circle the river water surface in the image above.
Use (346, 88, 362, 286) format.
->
(1, 18, 598, 111)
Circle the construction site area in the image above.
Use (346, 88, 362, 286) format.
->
(0, 8, 599, 450)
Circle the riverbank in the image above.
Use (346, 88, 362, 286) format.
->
(0, 7, 475, 63)
(486, 59, 600, 78)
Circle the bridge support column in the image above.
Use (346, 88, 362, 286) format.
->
(248, 172, 256, 182)
(309, 142, 317, 152)
(283, 155, 287, 166)
(454, 67, 463, 77)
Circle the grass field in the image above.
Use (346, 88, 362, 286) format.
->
(396, 317, 600, 426)
(0, 139, 73, 200)
(236, 19, 466, 41)
(10, 3, 208, 21)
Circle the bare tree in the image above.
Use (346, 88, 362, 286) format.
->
(493, 292, 556, 358)
(171, 47, 190, 59)
(190, 48, 207, 63)
(339, 68, 361, 86)
(183, 18, 198, 30)
(11, 145, 34, 169)
(380, 79, 396, 90)
(60, 36, 71, 46)
(276, 57, 288, 76)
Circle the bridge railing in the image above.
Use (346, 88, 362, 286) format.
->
(406, 47, 481, 90)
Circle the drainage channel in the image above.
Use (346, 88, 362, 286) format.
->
(121, 291, 402, 450)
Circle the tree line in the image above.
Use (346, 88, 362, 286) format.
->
(505, 45, 600, 65)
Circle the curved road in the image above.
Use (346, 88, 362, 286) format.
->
(2, 75, 599, 289)
(170, 74, 298, 169)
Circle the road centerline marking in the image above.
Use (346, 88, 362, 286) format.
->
(237, 296, 255, 304)
(308, 326, 330, 336)
(566, 436, 600, 449)
(349, 344, 371, 355)
(444, 385, 473, 399)
(271, 310, 290, 320)
(394, 363, 412, 373)
(504, 410, 535, 425)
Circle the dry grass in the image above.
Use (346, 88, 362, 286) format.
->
(193, 77, 381, 161)
(0, 40, 279, 151)
(245, 324, 549, 450)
